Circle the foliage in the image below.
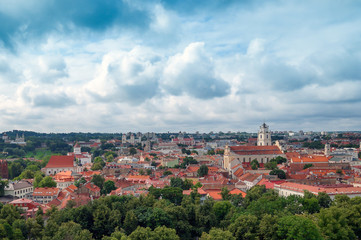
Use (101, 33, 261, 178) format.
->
(197, 165, 209, 177)
(2, 182, 361, 239)
(37, 176, 57, 188)
(250, 159, 259, 170)
(303, 141, 324, 149)
(303, 163, 313, 169)
(269, 169, 286, 179)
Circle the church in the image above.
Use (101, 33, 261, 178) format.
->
(223, 123, 284, 174)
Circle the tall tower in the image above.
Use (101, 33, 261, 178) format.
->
(324, 143, 330, 156)
(257, 123, 272, 146)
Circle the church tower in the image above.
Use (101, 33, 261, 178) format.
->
(324, 143, 330, 156)
(257, 123, 271, 146)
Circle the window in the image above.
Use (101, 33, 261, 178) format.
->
(243, 158, 245, 163)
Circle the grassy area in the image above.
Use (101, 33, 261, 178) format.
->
(25, 149, 53, 160)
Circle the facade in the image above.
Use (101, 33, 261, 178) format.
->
(54, 171, 75, 190)
(224, 145, 284, 173)
(4, 180, 33, 198)
(275, 182, 361, 199)
(33, 187, 60, 204)
(257, 123, 272, 146)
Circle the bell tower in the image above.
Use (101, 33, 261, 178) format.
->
(257, 123, 271, 146)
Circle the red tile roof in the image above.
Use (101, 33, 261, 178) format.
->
(291, 155, 331, 163)
(230, 145, 282, 155)
(45, 155, 75, 168)
(33, 187, 60, 196)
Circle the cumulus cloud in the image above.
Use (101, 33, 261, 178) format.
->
(86, 47, 162, 104)
(162, 42, 230, 99)
(1, 0, 361, 132)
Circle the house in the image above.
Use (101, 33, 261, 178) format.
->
(238, 173, 262, 190)
(4, 180, 33, 198)
(43, 155, 76, 176)
(78, 182, 101, 198)
(33, 187, 60, 204)
(67, 143, 92, 165)
(9, 198, 40, 219)
(54, 171, 75, 190)
(274, 182, 361, 199)
(9, 198, 39, 211)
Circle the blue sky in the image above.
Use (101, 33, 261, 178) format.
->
(0, 0, 361, 133)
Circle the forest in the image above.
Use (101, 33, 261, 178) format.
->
(1, 185, 361, 240)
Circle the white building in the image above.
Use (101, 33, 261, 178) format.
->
(257, 123, 272, 146)
(4, 181, 33, 198)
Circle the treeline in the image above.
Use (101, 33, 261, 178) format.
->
(1, 185, 361, 239)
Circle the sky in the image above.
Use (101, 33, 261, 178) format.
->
(1, 0, 361, 133)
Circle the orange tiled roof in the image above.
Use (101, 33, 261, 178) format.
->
(239, 173, 261, 182)
(45, 156, 74, 168)
(207, 191, 222, 200)
(230, 145, 282, 155)
(291, 155, 331, 163)
(33, 187, 59, 196)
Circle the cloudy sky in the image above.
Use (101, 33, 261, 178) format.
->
(0, 0, 361, 133)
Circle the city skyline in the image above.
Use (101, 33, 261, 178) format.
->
(1, 1, 361, 132)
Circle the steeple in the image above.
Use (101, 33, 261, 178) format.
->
(257, 123, 272, 146)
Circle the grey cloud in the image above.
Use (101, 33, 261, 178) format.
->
(32, 92, 75, 108)
(0, 0, 151, 49)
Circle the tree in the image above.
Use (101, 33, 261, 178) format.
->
(170, 177, 184, 189)
(200, 228, 235, 240)
(264, 161, 277, 170)
(198, 165, 209, 177)
(129, 148, 137, 155)
(303, 164, 313, 169)
(53, 221, 93, 240)
(153, 225, 180, 240)
(228, 215, 259, 240)
(91, 174, 105, 190)
(124, 210, 138, 235)
(161, 187, 183, 205)
(26, 218, 43, 240)
(213, 201, 233, 222)
(106, 155, 114, 162)
(317, 207, 356, 240)
(0, 180, 8, 197)
(221, 187, 231, 200)
(269, 169, 286, 179)
(128, 226, 154, 240)
(250, 159, 259, 170)
(259, 214, 278, 240)
(317, 192, 332, 208)
(103, 180, 116, 195)
(163, 170, 172, 176)
(277, 215, 322, 240)
(38, 176, 57, 188)
(33, 171, 44, 188)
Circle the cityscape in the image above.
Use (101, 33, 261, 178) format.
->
(1, 0, 361, 239)
(1, 125, 361, 239)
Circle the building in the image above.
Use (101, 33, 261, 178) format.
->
(4, 180, 33, 198)
(224, 145, 284, 174)
(43, 155, 76, 176)
(275, 182, 361, 199)
(0, 159, 8, 179)
(257, 123, 271, 146)
(33, 187, 60, 204)
(9, 198, 39, 212)
(54, 171, 75, 190)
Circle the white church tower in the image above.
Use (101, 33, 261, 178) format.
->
(257, 123, 272, 146)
